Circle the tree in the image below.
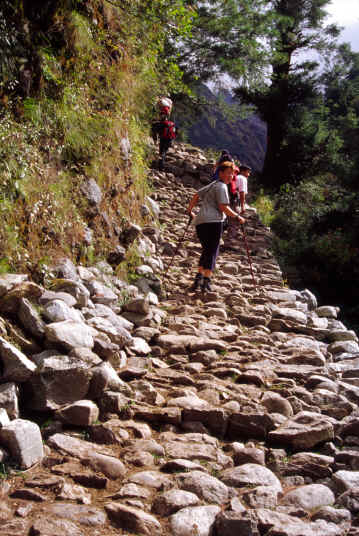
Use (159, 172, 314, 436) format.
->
(235, 0, 340, 188)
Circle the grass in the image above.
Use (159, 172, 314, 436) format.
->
(0, 0, 174, 279)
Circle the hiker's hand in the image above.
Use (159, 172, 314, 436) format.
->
(237, 215, 245, 224)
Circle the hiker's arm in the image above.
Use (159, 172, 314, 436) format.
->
(187, 192, 199, 219)
(239, 191, 246, 213)
(219, 203, 245, 224)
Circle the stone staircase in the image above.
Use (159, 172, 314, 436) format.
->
(0, 143, 358, 535)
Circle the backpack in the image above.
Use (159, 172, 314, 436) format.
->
(161, 120, 176, 140)
(230, 176, 237, 194)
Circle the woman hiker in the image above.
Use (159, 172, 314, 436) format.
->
(187, 161, 245, 292)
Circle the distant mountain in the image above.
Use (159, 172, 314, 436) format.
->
(185, 84, 267, 172)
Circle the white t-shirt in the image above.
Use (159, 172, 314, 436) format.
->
(235, 174, 248, 194)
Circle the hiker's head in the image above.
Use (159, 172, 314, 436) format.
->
(218, 161, 235, 183)
(240, 164, 251, 177)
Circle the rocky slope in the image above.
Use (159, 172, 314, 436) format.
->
(0, 143, 358, 536)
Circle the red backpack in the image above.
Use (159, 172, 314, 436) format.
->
(161, 120, 176, 140)
(230, 176, 237, 194)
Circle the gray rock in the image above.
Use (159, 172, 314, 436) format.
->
(51, 258, 79, 281)
(105, 502, 162, 535)
(80, 178, 102, 206)
(176, 470, 230, 504)
(45, 320, 94, 350)
(129, 470, 172, 490)
(46, 503, 106, 526)
(0, 336, 36, 382)
(311, 505, 351, 526)
(47, 433, 112, 459)
(0, 382, 19, 419)
(336, 487, 359, 513)
(301, 289, 318, 310)
(0, 419, 43, 469)
(221, 463, 282, 492)
(28, 355, 92, 411)
(152, 489, 199, 516)
(86, 316, 132, 347)
(262, 392, 293, 417)
(83, 452, 126, 480)
(156, 334, 226, 354)
(316, 306, 339, 318)
(255, 508, 342, 536)
(268, 411, 334, 449)
(43, 299, 84, 323)
(18, 298, 46, 338)
(215, 511, 255, 536)
(0, 274, 28, 298)
(281, 484, 335, 511)
(332, 470, 359, 493)
(30, 518, 84, 536)
(56, 400, 99, 426)
(328, 340, 359, 355)
(0, 408, 10, 428)
(170, 505, 221, 536)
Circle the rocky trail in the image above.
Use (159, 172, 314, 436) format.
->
(0, 143, 359, 535)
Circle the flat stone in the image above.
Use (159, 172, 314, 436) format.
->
(281, 484, 335, 511)
(268, 411, 334, 449)
(255, 508, 342, 536)
(221, 463, 282, 493)
(176, 470, 230, 504)
(56, 482, 92, 504)
(45, 503, 106, 526)
(82, 452, 126, 480)
(156, 334, 226, 354)
(129, 470, 172, 490)
(170, 505, 221, 536)
(47, 433, 112, 459)
(105, 503, 162, 534)
(152, 489, 200, 516)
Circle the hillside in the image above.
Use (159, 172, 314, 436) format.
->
(184, 84, 267, 171)
(0, 143, 358, 535)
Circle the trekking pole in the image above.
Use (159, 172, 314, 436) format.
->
(163, 214, 193, 279)
(240, 223, 257, 288)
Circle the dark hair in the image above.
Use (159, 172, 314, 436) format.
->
(240, 164, 251, 172)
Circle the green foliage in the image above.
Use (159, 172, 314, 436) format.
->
(271, 175, 359, 329)
(253, 190, 274, 227)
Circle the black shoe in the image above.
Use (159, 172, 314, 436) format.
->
(201, 277, 212, 292)
(190, 273, 203, 291)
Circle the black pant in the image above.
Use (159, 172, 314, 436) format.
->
(196, 222, 223, 271)
(159, 138, 172, 169)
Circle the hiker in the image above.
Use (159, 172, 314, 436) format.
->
(212, 150, 234, 181)
(236, 164, 251, 214)
(187, 161, 245, 291)
(152, 113, 177, 171)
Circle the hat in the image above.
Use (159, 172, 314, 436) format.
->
(240, 164, 251, 172)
